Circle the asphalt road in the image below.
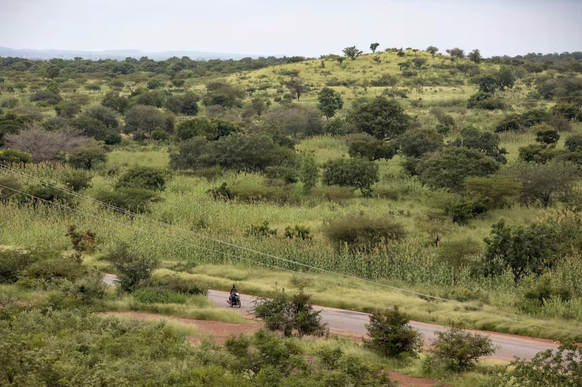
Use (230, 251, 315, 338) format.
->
(103, 275, 557, 361)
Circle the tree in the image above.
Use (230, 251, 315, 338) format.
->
(116, 166, 166, 191)
(532, 123, 560, 144)
(300, 151, 318, 193)
(54, 100, 81, 118)
(169, 137, 210, 170)
(364, 307, 422, 358)
(497, 66, 516, 90)
(431, 327, 496, 372)
(176, 118, 218, 141)
(342, 46, 363, 60)
(465, 174, 522, 210)
(468, 49, 482, 64)
(426, 46, 439, 57)
(436, 238, 482, 283)
(285, 78, 305, 100)
(411, 57, 427, 68)
(82, 105, 119, 128)
(446, 47, 465, 59)
(104, 243, 159, 292)
(101, 92, 130, 114)
(451, 127, 508, 163)
(483, 219, 564, 283)
(4, 124, 88, 163)
(467, 91, 506, 110)
(565, 133, 582, 152)
(350, 96, 412, 140)
(510, 161, 579, 207)
(370, 43, 380, 53)
(94, 187, 161, 213)
(417, 147, 501, 193)
(322, 157, 379, 196)
(317, 87, 344, 119)
(475, 75, 498, 93)
(348, 140, 395, 161)
(124, 105, 166, 135)
(253, 288, 325, 337)
(67, 140, 107, 170)
(202, 81, 245, 108)
(395, 128, 443, 158)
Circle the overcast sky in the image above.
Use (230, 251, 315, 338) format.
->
(1, 0, 581, 57)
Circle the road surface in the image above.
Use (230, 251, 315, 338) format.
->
(103, 274, 557, 360)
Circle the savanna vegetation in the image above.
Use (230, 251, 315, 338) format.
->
(1, 45, 582, 386)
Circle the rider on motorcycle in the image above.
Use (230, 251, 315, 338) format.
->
(229, 284, 238, 304)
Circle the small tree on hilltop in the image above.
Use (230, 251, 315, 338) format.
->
(468, 49, 482, 64)
(343, 46, 363, 61)
(364, 306, 422, 358)
(370, 43, 380, 53)
(317, 87, 344, 119)
(426, 46, 439, 57)
(446, 47, 465, 59)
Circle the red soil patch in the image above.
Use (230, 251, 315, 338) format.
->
(100, 312, 448, 387)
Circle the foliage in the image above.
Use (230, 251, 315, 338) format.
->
(465, 174, 521, 210)
(494, 113, 522, 133)
(284, 225, 312, 240)
(67, 140, 107, 170)
(150, 273, 208, 295)
(350, 96, 412, 140)
(0, 175, 21, 203)
(322, 157, 379, 196)
(364, 306, 422, 358)
(532, 123, 560, 144)
(343, 46, 363, 60)
(324, 213, 406, 252)
(104, 243, 160, 292)
(253, 288, 326, 337)
(417, 147, 501, 193)
(451, 127, 508, 163)
(510, 161, 579, 207)
(317, 87, 344, 118)
(124, 105, 166, 134)
(395, 128, 443, 158)
(93, 187, 161, 213)
(247, 221, 277, 238)
(467, 91, 506, 110)
(0, 148, 32, 165)
(115, 166, 166, 191)
(348, 140, 395, 161)
(299, 151, 318, 193)
(61, 169, 93, 192)
(65, 224, 98, 253)
(176, 117, 218, 141)
(82, 105, 119, 128)
(431, 327, 496, 372)
(507, 342, 582, 386)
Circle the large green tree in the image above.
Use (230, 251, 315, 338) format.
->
(322, 157, 379, 196)
(317, 87, 344, 119)
(350, 97, 412, 140)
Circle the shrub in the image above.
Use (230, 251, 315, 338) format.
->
(284, 225, 312, 240)
(246, 221, 277, 238)
(253, 288, 326, 337)
(431, 327, 496, 372)
(465, 174, 521, 210)
(104, 243, 159, 293)
(18, 250, 88, 287)
(133, 288, 189, 304)
(350, 96, 412, 140)
(494, 113, 522, 132)
(207, 182, 233, 201)
(150, 273, 208, 295)
(30, 90, 62, 105)
(65, 225, 98, 253)
(322, 157, 379, 197)
(17, 184, 77, 208)
(565, 133, 582, 152)
(532, 123, 560, 144)
(124, 105, 166, 134)
(364, 306, 422, 358)
(190, 166, 223, 181)
(265, 166, 298, 184)
(520, 109, 551, 128)
(324, 214, 406, 252)
(309, 185, 355, 202)
(0, 176, 21, 203)
(451, 127, 508, 163)
(0, 249, 38, 284)
(61, 169, 93, 192)
(116, 166, 166, 191)
(67, 141, 108, 170)
(395, 128, 443, 158)
(93, 188, 161, 213)
(348, 140, 395, 161)
(176, 117, 217, 141)
(436, 238, 482, 282)
(467, 92, 506, 110)
(0, 148, 33, 165)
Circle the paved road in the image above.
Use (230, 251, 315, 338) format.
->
(103, 275, 557, 361)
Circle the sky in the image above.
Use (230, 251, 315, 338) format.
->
(1, 0, 581, 58)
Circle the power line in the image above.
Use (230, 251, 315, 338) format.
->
(2, 166, 582, 336)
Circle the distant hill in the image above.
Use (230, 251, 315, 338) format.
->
(0, 47, 265, 61)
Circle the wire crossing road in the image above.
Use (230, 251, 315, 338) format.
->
(103, 275, 558, 361)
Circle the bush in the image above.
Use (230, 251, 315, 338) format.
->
(116, 166, 166, 191)
(265, 166, 298, 184)
(436, 238, 482, 282)
(150, 273, 208, 295)
(176, 117, 217, 141)
(67, 141, 108, 170)
(494, 113, 522, 132)
(253, 288, 326, 337)
(124, 105, 166, 134)
(395, 128, 443, 158)
(532, 123, 560, 144)
(65, 225, 98, 253)
(17, 184, 77, 208)
(322, 157, 379, 197)
(364, 306, 422, 358)
(94, 188, 161, 213)
(565, 133, 582, 152)
(351, 96, 412, 140)
(309, 185, 355, 202)
(61, 169, 93, 192)
(0, 148, 32, 165)
(0, 176, 21, 203)
(348, 140, 395, 161)
(18, 251, 88, 287)
(284, 225, 312, 240)
(0, 249, 38, 284)
(467, 92, 506, 110)
(30, 90, 62, 105)
(431, 327, 496, 372)
(247, 221, 277, 238)
(133, 288, 189, 304)
(324, 214, 406, 252)
(104, 243, 159, 293)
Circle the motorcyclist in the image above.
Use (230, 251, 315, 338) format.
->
(229, 284, 238, 304)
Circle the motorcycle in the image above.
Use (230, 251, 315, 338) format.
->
(227, 292, 241, 308)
